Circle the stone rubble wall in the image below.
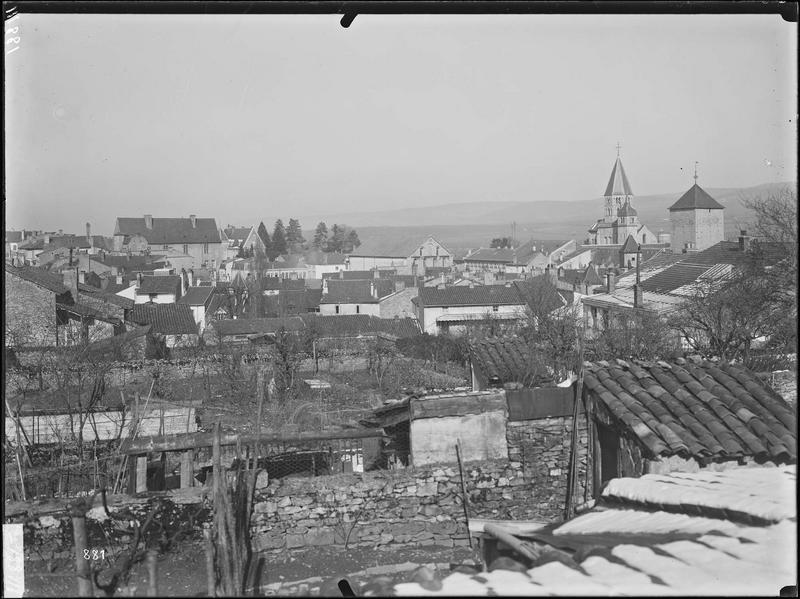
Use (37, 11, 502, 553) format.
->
(505, 414, 590, 521)
(250, 459, 542, 553)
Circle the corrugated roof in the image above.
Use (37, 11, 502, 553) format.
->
(135, 275, 182, 296)
(177, 286, 214, 306)
(584, 357, 796, 461)
(129, 303, 198, 335)
(417, 284, 525, 307)
(115, 217, 222, 244)
(604, 156, 634, 197)
(5, 264, 71, 295)
(669, 183, 726, 211)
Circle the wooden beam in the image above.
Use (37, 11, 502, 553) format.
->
(135, 456, 147, 493)
(410, 394, 506, 420)
(180, 450, 194, 488)
(121, 428, 387, 455)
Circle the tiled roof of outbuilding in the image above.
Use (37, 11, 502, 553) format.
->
(470, 337, 553, 387)
(177, 286, 214, 306)
(209, 316, 306, 337)
(129, 304, 198, 335)
(5, 264, 70, 295)
(583, 357, 796, 461)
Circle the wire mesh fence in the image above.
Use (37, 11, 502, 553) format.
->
(4, 453, 121, 501)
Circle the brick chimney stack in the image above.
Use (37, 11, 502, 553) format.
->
(144, 214, 153, 229)
(606, 270, 616, 293)
(86, 222, 92, 243)
(190, 214, 197, 229)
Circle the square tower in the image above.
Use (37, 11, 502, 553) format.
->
(668, 183, 725, 253)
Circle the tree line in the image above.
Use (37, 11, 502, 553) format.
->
(236, 219, 361, 260)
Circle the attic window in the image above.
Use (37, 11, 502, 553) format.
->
(492, 305, 499, 311)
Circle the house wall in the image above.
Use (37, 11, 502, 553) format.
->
(164, 333, 199, 349)
(410, 412, 508, 466)
(505, 413, 591, 521)
(554, 250, 593, 270)
(347, 256, 407, 271)
(318, 302, 381, 316)
(5, 272, 58, 347)
(419, 304, 527, 335)
(379, 287, 418, 319)
(310, 264, 345, 279)
(188, 305, 207, 333)
(670, 209, 725, 253)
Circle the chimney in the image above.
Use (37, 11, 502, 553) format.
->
(45, 234, 51, 245)
(181, 268, 188, 296)
(370, 281, 377, 299)
(116, 274, 123, 285)
(190, 214, 197, 228)
(136, 272, 143, 288)
(188, 269, 194, 287)
(373, 268, 380, 280)
(78, 270, 86, 285)
(144, 214, 153, 229)
(86, 222, 92, 243)
(606, 270, 616, 293)
(738, 230, 751, 253)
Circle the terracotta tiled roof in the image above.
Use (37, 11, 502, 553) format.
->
(135, 275, 181, 296)
(177, 286, 214, 306)
(604, 156, 634, 197)
(583, 357, 796, 461)
(5, 264, 71, 295)
(417, 284, 525, 307)
(300, 314, 420, 338)
(129, 303, 198, 335)
(669, 183, 725, 211)
(115, 217, 222, 244)
(209, 316, 306, 337)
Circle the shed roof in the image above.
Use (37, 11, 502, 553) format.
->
(583, 357, 796, 461)
(5, 264, 70, 295)
(135, 275, 182, 296)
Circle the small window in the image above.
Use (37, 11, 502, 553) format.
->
(183, 244, 188, 254)
(335, 305, 340, 314)
(163, 244, 169, 250)
(356, 305, 360, 314)
(492, 305, 499, 312)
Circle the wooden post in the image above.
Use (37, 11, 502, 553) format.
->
(136, 454, 147, 493)
(72, 513, 93, 597)
(181, 450, 194, 488)
(146, 550, 158, 596)
(204, 528, 215, 597)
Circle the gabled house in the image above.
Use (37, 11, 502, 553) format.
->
(177, 286, 216, 333)
(462, 240, 574, 275)
(222, 224, 266, 260)
(412, 284, 528, 335)
(113, 214, 225, 269)
(346, 236, 453, 274)
(319, 279, 395, 316)
(133, 275, 182, 304)
(304, 251, 347, 278)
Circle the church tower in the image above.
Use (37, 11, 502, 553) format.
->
(603, 145, 634, 223)
(668, 165, 725, 253)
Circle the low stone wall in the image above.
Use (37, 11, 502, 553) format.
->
(505, 414, 590, 521)
(250, 459, 542, 553)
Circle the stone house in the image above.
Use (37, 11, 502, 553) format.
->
(5, 230, 24, 263)
(133, 275, 183, 304)
(304, 251, 347, 279)
(346, 237, 453, 274)
(668, 181, 726, 253)
(177, 286, 216, 334)
(319, 279, 395, 316)
(221, 224, 267, 260)
(113, 215, 225, 269)
(412, 284, 528, 335)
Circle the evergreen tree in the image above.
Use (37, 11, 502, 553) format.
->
(313, 222, 329, 250)
(286, 218, 305, 251)
(328, 224, 345, 253)
(345, 229, 361, 253)
(272, 219, 287, 256)
(257, 221, 271, 253)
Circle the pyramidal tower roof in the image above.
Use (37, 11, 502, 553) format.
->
(669, 183, 725, 211)
(604, 156, 634, 197)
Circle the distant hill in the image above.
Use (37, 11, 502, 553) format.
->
(301, 182, 795, 258)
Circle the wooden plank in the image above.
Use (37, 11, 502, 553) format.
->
(121, 427, 386, 455)
(410, 394, 506, 420)
(180, 450, 194, 489)
(135, 456, 147, 493)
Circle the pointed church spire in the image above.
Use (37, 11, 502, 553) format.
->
(604, 155, 634, 198)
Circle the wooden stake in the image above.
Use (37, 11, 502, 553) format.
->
(146, 550, 158, 596)
(204, 528, 216, 597)
(455, 441, 473, 549)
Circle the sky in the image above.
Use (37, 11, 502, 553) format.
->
(4, 12, 797, 235)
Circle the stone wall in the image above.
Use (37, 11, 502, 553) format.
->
(505, 414, 590, 521)
(250, 459, 541, 553)
(5, 272, 59, 347)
